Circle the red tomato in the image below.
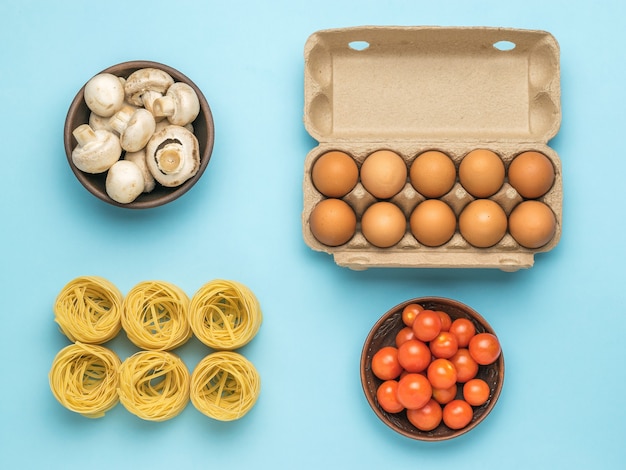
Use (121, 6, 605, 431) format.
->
(432, 383, 457, 405)
(449, 348, 479, 383)
(371, 346, 403, 380)
(407, 398, 442, 431)
(449, 318, 476, 348)
(442, 399, 473, 430)
(396, 373, 433, 410)
(402, 303, 424, 327)
(429, 331, 459, 359)
(395, 326, 415, 347)
(427, 358, 457, 390)
(436, 310, 452, 332)
(463, 378, 491, 406)
(397, 339, 431, 373)
(412, 309, 442, 342)
(468, 332, 501, 365)
(376, 380, 405, 413)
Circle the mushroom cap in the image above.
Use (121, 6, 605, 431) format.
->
(124, 149, 156, 193)
(120, 108, 156, 153)
(146, 125, 200, 187)
(124, 68, 174, 107)
(71, 125, 122, 174)
(105, 160, 145, 204)
(153, 82, 200, 127)
(84, 73, 125, 118)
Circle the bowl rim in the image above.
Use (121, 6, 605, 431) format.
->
(360, 296, 505, 441)
(63, 60, 215, 209)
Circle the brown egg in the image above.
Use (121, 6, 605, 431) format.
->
(409, 200, 457, 247)
(360, 150, 407, 199)
(409, 150, 457, 198)
(309, 198, 357, 247)
(508, 200, 556, 248)
(459, 149, 505, 198)
(508, 151, 555, 199)
(459, 199, 507, 248)
(311, 150, 359, 198)
(361, 202, 406, 248)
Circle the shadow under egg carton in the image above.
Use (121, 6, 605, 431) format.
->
(302, 142, 562, 271)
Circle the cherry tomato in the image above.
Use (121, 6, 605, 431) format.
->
(449, 318, 476, 348)
(442, 399, 473, 430)
(396, 373, 433, 410)
(407, 398, 442, 431)
(468, 332, 501, 365)
(429, 331, 459, 359)
(432, 383, 457, 405)
(449, 348, 479, 383)
(436, 310, 452, 332)
(371, 346, 403, 380)
(402, 303, 424, 327)
(427, 358, 457, 390)
(376, 380, 405, 413)
(397, 339, 431, 373)
(395, 326, 415, 347)
(463, 378, 491, 406)
(412, 309, 442, 342)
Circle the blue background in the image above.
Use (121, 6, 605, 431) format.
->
(1, 1, 624, 469)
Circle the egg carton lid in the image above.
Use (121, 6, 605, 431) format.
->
(304, 26, 561, 144)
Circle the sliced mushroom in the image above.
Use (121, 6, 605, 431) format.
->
(71, 124, 122, 173)
(152, 82, 200, 127)
(124, 148, 156, 193)
(106, 160, 145, 203)
(124, 68, 174, 107)
(145, 125, 200, 187)
(84, 73, 125, 118)
(108, 106, 156, 153)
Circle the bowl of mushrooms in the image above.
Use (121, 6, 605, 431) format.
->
(64, 60, 215, 208)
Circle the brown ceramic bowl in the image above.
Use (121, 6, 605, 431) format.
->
(64, 60, 214, 209)
(361, 297, 504, 441)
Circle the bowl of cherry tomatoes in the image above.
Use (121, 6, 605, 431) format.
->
(360, 297, 504, 441)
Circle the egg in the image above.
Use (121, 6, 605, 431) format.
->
(311, 150, 359, 198)
(409, 150, 457, 198)
(309, 198, 357, 247)
(459, 199, 507, 248)
(409, 199, 457, 247)
(459, 149, 505, 198)
(360, 150, 407, 199)
(508, 200, 556, 248)
(507, 151, 555, 199)
(361, 201, 406, 248)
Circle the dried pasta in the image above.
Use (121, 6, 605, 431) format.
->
(54, 276, 123, 344)
(189, 279, 262, 350)
(118, 350, 190, 421)
(122, 280, 191, 351)
(49, 342, 121, 418)
(190, 351, 261, 421)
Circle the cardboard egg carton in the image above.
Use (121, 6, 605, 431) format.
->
(302, 26, 562, 271)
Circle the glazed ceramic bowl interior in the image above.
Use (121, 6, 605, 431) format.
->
(63, 60, 215, 209)
(360, 297, 504, 441)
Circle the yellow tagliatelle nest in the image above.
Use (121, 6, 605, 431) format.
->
(118, 350, 190, 422)
(190, 351, 261, 421)
(121, 280, 191, 351)
(54, 276, 123, 344)
(189, 279, 262, 350)
(49, 342, 121, 418)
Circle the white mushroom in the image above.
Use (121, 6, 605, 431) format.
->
(124, 68, 174, 107)
(152, 82, 200, 127)
(83, 73, 125, 118)
(105, 160, 145, 203)
(155, 119, 193, 134)
(124, 149, 156, 193)
(145, 125, 200, 187)
(71, 124, 122, 173)
(108, 106, 156, 152)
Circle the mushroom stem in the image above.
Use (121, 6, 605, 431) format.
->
(155, 143, 184, 174)
(72, 124, 98, 147)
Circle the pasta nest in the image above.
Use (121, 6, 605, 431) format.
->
(121, 280, 192, 351)
(189, 279, 263, 350)
(190, 351, 261, 421)
(53, 276, 123, 344)
(49, 342, 121, 418)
